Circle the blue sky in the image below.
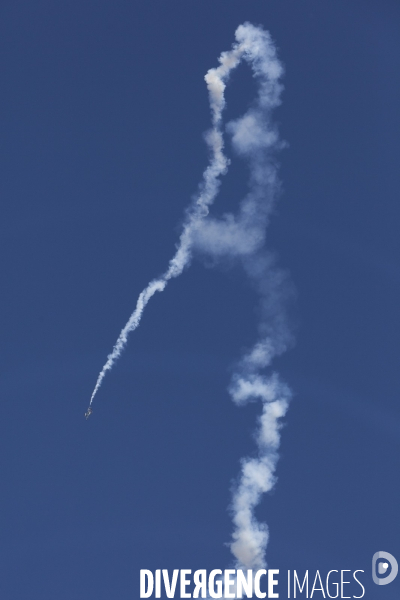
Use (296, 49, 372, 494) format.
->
(0, 1, 399, 598)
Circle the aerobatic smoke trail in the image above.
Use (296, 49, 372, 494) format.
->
(191, 26, 293, 572)
(88, 30, 243, 407)
(89, 22, 292, 572)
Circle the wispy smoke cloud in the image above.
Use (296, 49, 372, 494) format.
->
(89, 22, 292, 573)
(192, 24, 293, 571)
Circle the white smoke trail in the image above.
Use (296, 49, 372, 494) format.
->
(88, 31, 246, 406)
(89, 21, 293, 576)
(191, 24, 292, 573)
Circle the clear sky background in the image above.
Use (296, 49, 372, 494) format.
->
(0, 1, 399, 598)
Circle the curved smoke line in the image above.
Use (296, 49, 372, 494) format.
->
(89, 22, 293, 572)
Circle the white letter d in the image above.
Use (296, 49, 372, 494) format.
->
(140, 570, 154, 598)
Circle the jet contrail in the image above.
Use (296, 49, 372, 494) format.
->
(88, 22, 292, 573)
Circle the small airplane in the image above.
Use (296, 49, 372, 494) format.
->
(85, 407, 93, 420)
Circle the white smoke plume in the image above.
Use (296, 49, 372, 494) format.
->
(191, 24, 293, 573)
(88, 30, 243, 406)
(89, 22, 293, 574)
